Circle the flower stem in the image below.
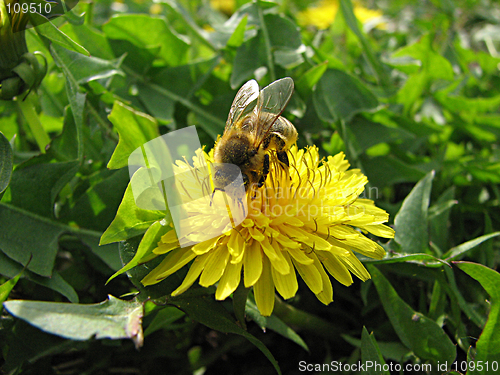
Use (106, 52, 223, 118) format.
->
(16, 95, 50, 153)
(273, 296, 343, 343)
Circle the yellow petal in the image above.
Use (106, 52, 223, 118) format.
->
(254, 257, 275, 316)
(244, 240, 263, 287)
(279, 225, 308, 241)
(309, 252, 333, 305)
(286, 246, 314, 265)
(192, 235, 221, 255)
(318, 250, 353, 286)
(359, 224, 395, 238)
(271, 252, 298, 300)
(199, 244, 230, 287)
(284, 216, 304, 227)
(215, 259, 242, 300)
(141, 248, 196, 285)
(172, 252, 210, 296)
(292, 226, 332, 250)
(241, 218, 254, 227)
(339, 251, 371, 281)
(291, 257, 323, 294)
(248, 226, 265, 241)
(153, 241, 180, 254)
(227, 228, 245, 259)
(261, 238, 290, 275)
(274, 233, 301, 249)
(161, 229, 179, 243)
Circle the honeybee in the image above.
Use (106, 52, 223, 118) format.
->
(213, 77, 298, 197)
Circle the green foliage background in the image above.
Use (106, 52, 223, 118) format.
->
(1, 0, 500, 374)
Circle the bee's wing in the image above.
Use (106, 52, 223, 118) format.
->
(253, 77, 294, 148)
(225, 79, 260, 132)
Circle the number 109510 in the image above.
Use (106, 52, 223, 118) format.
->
(6, 2, 53, 14)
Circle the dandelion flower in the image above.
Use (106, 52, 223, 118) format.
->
(297, 0, 384, 30)
(142, 145, 394, 316)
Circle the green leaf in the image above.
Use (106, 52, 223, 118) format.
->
(361, 327, 390, 375)
(0, 250, 78, 303)
(0, 131, 13, 195)
(170, 294, 281, 374)
(295, 62, 328, 100)
(435, 92, 500, 116)
(8, 159, 79, 218)
(107, 102, 159, 170)
(360, 155, 426, 188)
(231, 34, 266, 89)
(136, 57, 222, 132)
(455, 262, 500, 373)
(3, 296, 144, 347)
(100, 179, 166, 246)
(143, 306, 185, 337)
(343, 334, 409, 361)
(441, 266, 486, 328)
(67, 168, 130, 232)
(59, 23, 115, 60)
(265, 14, 301, 50)
(50, 44, 87, 161)
(392, 34, 454, 80)
(347, 116, 415, 157)
(369, 265, 456, 364)
(102, 14, 189, 66)
(47, 44, 124, 85)
(233, 282, 250, 330)
(107, 220, 171, 283)
(78, 231, 123, 273)
(246, 298, 308, 352)
(226, 14, 249, 48)
(265, 14, 304, 69)
(2, 319, 84, 373)
(313, 69, 378, 122)
(159, 0, 216, 51)
(361, 253, 448, 268)
(394, 171, 434, 253)
(136, 82, 175, 125)
(392, 34, 454, 113)
(0, 202, 120, 277)
(482, 213, 495, 269)
(429, 187, 456, 253)
(443, 232, 500, 261)
(34, 18, 89, 55)
(0, 268, 23, 304)
(0, 202, 69, 277)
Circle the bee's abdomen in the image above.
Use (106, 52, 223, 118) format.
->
(262, 117, 298, 151)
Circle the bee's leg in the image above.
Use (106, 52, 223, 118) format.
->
(210, 187, 224, 206)
(237, 197, 246, 217)
(276, 151, 289, 167)
(268, 134, 289, 168)
(258, 154, 270, 188)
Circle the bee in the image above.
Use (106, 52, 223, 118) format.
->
(213, 77, 298, 198)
